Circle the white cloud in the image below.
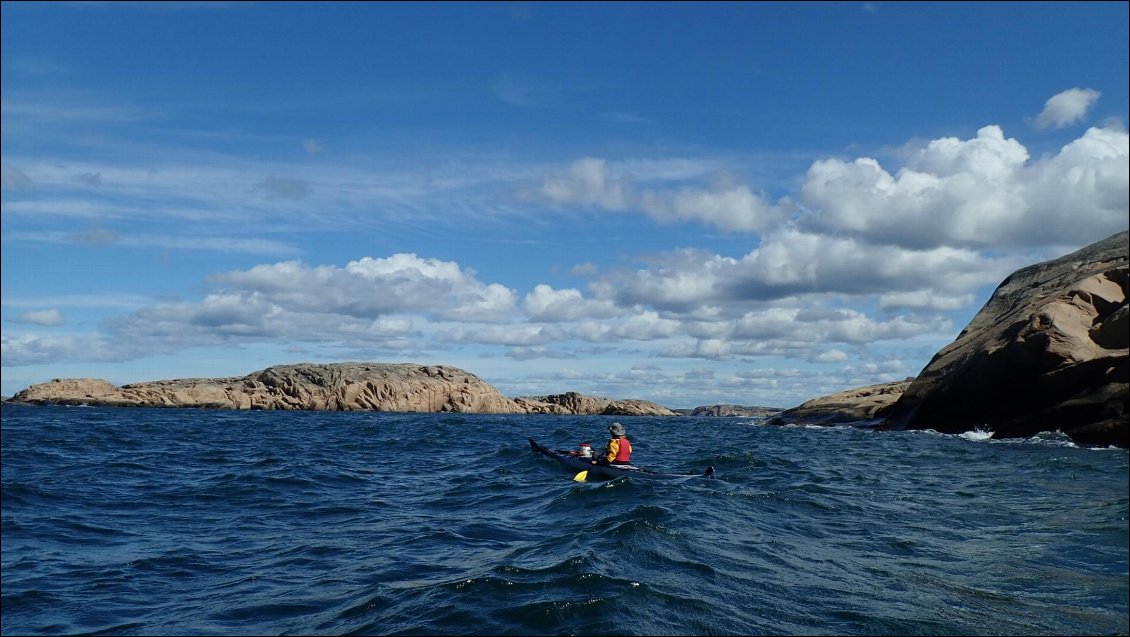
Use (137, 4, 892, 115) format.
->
(569, 311, 681, 343)
(728, 306, 946, 346)
(593, 230, 1005, 313)
(0, 332, 126, 365)
(798, 125, 1128, 248)
(638, 182, 785, 232)
(537, 157, 631, 210)
(440, 324, 558, 347)
(878, 290, 974, 312)
(535, 157, 785, 231)
(590, 248, 739, 312)
(523, 284, 622, 321)
(809, 349, 849, 363)
(1034, 88, 1101, 129)
(213, 254, 519, 323)
(534, 122, 1127, 246)
(18, 309, 64, 326)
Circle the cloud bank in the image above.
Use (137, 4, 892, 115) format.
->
(4, 105, 1127, 407)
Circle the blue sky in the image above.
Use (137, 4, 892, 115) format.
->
(2, 1, 1128, 408)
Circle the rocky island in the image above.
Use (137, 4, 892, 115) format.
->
(4, 362, 681, 417)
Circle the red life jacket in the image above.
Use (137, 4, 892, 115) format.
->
(613, 437, 632, 464)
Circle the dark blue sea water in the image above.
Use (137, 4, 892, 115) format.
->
(1, 404, 1126, 636)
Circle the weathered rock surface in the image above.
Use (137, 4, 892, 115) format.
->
(7, 363, 526, 413)
(678, 404, 784, 418)
(880, 231, 1128, 447)
(6, 363, 677, 416)
(764, 380, 913, 426)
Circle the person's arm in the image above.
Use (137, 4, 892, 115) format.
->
(605, 438, 620, 463)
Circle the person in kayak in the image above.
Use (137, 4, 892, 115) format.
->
(593, 422, 632, 466)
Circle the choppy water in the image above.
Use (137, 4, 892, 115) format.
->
(1, 403, 1126, 636)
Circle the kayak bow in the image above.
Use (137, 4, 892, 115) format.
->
(529, 438, 715, 481)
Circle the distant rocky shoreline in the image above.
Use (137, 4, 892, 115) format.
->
(4, 363, 781, 419)
(6, 231, 1126, 448)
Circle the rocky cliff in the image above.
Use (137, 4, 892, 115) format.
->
(5, 362, 676, 416)
(881, 231, 1128, 447)
(764, 231, 1127, 447)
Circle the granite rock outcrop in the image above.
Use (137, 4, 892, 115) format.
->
(881, 231, 1128, 447)
(764, 380, 913, 427)
(8, 363, 526, 413)
(761, 231, 1128, 447)
(6, 363, 677, 417)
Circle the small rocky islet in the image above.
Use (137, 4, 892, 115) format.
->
(7, 231, 1127, 448)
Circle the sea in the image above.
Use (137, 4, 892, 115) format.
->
(1, 403, 1127, 636)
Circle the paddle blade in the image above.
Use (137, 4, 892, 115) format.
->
(573, 470, 588, 482)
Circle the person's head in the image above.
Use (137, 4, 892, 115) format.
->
(609, 422, 626, 437)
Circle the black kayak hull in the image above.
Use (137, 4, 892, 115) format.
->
(528, 438, 715, 480)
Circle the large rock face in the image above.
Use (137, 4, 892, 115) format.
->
(882, 231, 1128, 447)
(6, 363, 678, 416)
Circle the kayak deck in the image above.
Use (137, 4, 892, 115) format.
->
(528, 438, 715, 480)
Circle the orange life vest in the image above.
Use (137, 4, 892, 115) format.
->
(612, 437, 632, 464)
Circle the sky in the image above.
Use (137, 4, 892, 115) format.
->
(2, 1, 1128, 408)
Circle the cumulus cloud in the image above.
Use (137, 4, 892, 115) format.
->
(212, 254, 519, 323)
(440, 324, 559, 347)
(798, 125, 1128, 249)
(523, 284, 622, 321)
(535, 157, 785, 231)
(538, 121, 1127, 246)
(638, 182, 785, 231)
(537, 157, 631, 210)
(11, 254, 520, 362)
(1, 332, 126, 365)
(569, 311, 681, 343)
(1034, 88, 1101, 129)
(809, 349, 849, 363)
(656, 305, 949, 362)
(593, 230, 1006, 313)
(878, 290, 974, 312)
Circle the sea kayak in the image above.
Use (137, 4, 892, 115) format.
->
(528, 438, 715, 481)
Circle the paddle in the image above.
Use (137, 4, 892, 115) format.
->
(573, 470, 589, 482)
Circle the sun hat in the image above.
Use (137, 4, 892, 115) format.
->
(609, 422, 626, 436)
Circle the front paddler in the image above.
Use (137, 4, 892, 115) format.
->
(593, 422, 632, 466)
